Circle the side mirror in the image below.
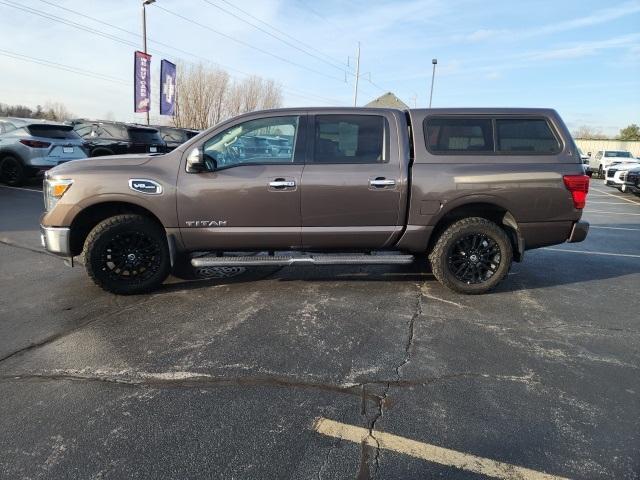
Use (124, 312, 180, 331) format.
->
(587, 152, 592, 157)
(186, 147, 206, 173)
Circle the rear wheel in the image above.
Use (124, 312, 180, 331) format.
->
(429, 217, 513, 294)
(0, 156, 26, 186)
(83, 214, 170, 294)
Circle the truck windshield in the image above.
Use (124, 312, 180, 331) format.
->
(605, 151, 633, 158)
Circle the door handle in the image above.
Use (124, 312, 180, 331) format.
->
(269, 180, 296, 188)
(369, 178, 396, 188)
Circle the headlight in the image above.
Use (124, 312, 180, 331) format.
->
(44, 178, 73, 211)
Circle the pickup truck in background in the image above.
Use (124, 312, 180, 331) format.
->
(40, 107, 589, 295)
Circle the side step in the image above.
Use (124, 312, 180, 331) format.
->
(191, 253, 415, 268)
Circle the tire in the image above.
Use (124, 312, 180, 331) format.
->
(428, 217, 513, 295)
(586, 170, 593, 178)
(83, 214, 170, 294)
(91, 149, 114, 157)
(0, 156, 26, 186)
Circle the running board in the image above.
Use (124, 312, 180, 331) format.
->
(191, 253, 415, 268)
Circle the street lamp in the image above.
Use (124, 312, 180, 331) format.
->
(142, 0, 156, 125)
(429, 58, 437, 108)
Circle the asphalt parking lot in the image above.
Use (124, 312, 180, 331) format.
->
(0, 179, 638, 479)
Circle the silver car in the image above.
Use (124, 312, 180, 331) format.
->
(0, 118, 88, 186)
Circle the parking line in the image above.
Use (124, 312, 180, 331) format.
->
(585, 210, 640, 216)
(543, 248, 640, 258)
(313, 417, 571, 480)
(0, 185, 41, 193)
(590, 225, 640, 232)
(590, 188, 640, 206)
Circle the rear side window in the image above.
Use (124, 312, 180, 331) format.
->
(128, 128, 163, 144)
(496, 119, 560, 153)
(27, 125, 80, 140)
(424, 118, 493, 153)
(312, 115, 387, 164)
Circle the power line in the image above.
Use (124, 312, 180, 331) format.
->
(152, 3, 347, 84)
(0, 48, 131, 86)
(203, 0, 349, 72)
(2, 0, 343, 105)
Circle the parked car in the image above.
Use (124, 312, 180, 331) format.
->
(622, 166, 640, 194)
(604, 159, 640, 190)
(0, 118, 87, 185)
(153, 126, 199, 151)
(69, 120, 168, 157)
(587, 150, 636, 178)
(41, 107, 589, 295)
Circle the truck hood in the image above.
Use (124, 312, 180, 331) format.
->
(47, 154, 154, 177)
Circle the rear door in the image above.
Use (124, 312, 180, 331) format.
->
(300, 111, 407, 249)
(177, 113, 306, 251)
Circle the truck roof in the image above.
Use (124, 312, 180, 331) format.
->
(216, 106, 559, 116)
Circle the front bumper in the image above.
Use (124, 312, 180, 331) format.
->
(567, 220, 589, 243)
(40, 225, 72, 256)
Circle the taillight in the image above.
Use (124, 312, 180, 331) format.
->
(563, 174, 590, 209)
(20, 139, 51, 149)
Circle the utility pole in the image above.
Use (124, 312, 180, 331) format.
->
(142, 0, 156, 125)
(353, 41, 361, 107)
(429, 58, 437, 108)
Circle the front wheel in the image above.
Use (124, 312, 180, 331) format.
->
(83, 214, 170, 294)
(428, 217, 513, 294)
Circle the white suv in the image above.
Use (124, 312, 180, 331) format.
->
(588, 150, 636, 178)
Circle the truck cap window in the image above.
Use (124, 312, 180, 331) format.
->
(496, 119, 560, 153)
(312, 115, 387, 164)
(203, 115, 299, 168)
(424, 118, 493, 153)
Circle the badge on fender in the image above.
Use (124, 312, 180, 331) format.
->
(128, 179, 163, 195)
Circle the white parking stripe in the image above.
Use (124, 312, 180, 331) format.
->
(590, 188, 640, 206)
(586, 210, 640, 216)
(314, 417, 571, 480)
(0, 185, 41, 193)
(543, 248, 640, 258)
(590, 225, 640, 232)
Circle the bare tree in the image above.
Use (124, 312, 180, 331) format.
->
(43, 102, 73, 121)
(173, 63, 283, 129)
(572, 125, 608, 140)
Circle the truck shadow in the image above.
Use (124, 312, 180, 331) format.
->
(160, 244, 638, 295)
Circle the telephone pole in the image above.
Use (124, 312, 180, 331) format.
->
(142, 0, 156, 125)
(429, 58, 437, 108)
(353, 42, 361, 107)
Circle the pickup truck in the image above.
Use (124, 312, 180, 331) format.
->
(40, 107, 589, 295)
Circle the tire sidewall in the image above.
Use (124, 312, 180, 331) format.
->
(0, 156, 26, 186)
(432, 220, 513, 294)
(85, 216, 170, 294)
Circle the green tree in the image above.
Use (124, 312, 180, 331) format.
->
(619, 124, 640, 141)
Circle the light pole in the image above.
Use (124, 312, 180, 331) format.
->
(429, 58, 437, 108)
(353, 41, 361, 107)
(142, 0, 156, 125)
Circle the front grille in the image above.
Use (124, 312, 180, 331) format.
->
(607, 169, 617, 178)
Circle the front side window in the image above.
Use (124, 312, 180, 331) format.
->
(312, 115, 386, 164)
(425, 118, 493, 153)
(203, 116, 299, 169)
(496, 119, 560, 153)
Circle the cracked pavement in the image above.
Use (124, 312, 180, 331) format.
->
(0, 181, 639, 479)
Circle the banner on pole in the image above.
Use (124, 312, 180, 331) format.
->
(134, 51, 151, 113)
(160, 59, 177, 116)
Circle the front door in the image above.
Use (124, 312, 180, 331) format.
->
(301, 113, 404, 249)
(177, 114, 305, 251)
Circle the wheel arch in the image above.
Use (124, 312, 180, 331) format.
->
(427, 200, 524, 262)
(69, 201, 165, 256)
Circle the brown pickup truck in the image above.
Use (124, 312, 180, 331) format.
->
(40, 107, 589, 295)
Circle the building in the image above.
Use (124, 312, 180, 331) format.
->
(365, 92, 409, 109)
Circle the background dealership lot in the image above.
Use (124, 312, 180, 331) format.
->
(0, 178, 638, 479)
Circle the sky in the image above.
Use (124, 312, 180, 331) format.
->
(0, 0, 638, 135)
